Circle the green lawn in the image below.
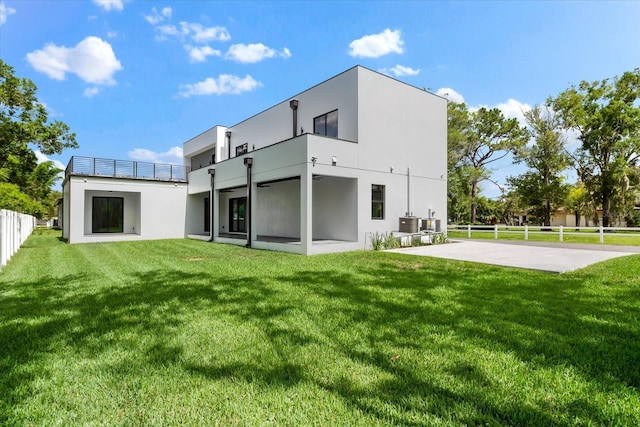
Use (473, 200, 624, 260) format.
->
(1, 232, 639, 426)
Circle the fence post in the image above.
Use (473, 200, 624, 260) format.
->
(599, 226, 604, 243)
(467, 224, 471, 238)
(524, 225, 528, 241)
(494, 224, 498, 239)
(559, 226, 563, 242)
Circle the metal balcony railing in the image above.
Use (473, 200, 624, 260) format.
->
(65, 156, 190, 182)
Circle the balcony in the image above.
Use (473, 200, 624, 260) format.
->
(65, 156, 190, 183)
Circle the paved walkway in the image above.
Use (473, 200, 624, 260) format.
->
(387, 239, 639, 273)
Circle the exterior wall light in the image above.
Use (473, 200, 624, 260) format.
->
(311, 156, 317, 167)
(332, 156, 337, 166)
(390, 166, 394, 173)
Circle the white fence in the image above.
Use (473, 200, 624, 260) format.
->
(447, 224, 640, 244)
(1, 209, 37, 269)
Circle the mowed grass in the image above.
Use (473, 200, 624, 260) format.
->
(1, 232, 639, 426)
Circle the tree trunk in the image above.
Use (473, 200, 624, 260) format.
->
(544, 200, 551, 227)
(574, 209, 580, 230)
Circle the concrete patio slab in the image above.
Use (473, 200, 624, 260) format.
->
(387, 240, 638, 273)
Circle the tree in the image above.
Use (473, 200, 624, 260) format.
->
(508, 106, 571, 227)
(456, 105, 529, 223)
(549, 69, 640, 227)
(0, 59, 77, 217)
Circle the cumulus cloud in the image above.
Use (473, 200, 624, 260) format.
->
(83, 87, 100, 97)
(436, 87, 465, 104)
(348, 28, 404, 58)
(152, 20, 230, 43)
(225, 43, 291, 64)
(0, 2, 16, 25)
(178, 74, 261, 97)
(128, 146, 183, 164)
(92, 0, 125, 12)
(380, 64, 420, 77)
(185, 45, 221, 63)
(495, 99, 532, 125)
(144, 6, 172, 25)
(26, 36, 123, 85)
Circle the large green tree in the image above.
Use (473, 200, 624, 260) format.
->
(0, 59, 77, 217)
(549, 69, 640, 227)
(508, 106, 571, 227)
(453, 104, 529, 223)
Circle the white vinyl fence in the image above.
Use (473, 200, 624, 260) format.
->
(1, 209, 37, 269)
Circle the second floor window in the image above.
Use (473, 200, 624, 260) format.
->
(235, 143, 248, 156)
(314, 110, 338, 138)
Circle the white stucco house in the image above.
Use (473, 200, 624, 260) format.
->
(61, 66, 447, 254)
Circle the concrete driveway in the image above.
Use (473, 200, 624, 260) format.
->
(387, 239, 639, 273)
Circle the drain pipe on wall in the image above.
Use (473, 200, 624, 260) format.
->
(226, 130, 232, 160)
(289, 100, 299, 138)
(208, 168, 215, 242)
(244, 157, 253, 248)
(406, 167, 411, 217)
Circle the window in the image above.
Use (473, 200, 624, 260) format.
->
(371, 185, 385, 220)
(92, 197, 123, 233)
(235, 143, 248, 157)
(313, 110, 338, 138)
(229, 197, 247, 232)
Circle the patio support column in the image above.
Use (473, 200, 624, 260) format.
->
(244, 158, 253, 248)
(300, 165, 312, 254)
(208, 168, 215, 242)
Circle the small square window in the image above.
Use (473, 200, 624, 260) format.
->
(314, 110, 338, 138)
(235, 143, 248, 156)
(371, 184, 385, 220)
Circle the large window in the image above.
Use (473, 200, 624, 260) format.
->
(229, 197, 247, 232)
(313, 110, 338, 138)
(92, 197, 123, 233)
(371, 185, 385, 220)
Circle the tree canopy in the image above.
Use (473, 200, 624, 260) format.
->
(0, 59, 78, 217)
(548, 68, 640, 227)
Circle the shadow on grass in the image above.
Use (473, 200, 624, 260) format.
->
(1, 239, 639, 425)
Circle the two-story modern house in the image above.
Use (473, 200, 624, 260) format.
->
(61, 65, 447, 254)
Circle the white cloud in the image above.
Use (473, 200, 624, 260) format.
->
(348, 28, 404, 58)
(436, 87, 465, 104)
(0, 2, 16, 25)
(83, 87, 100, 97)
(495, 99, 532, 125)
(92, 0, 124, 12)
(382, 65, 420, 77)
(225, 43, 291, 63)
(144, 6, 172, 25)
(182, 22, 231, 43)
(26, 36, 123, 85)
(128, 146, 183, 164)
(185, 45, 221, 63)
(107, 31, 118, 38)
(152, 20, 230, 43)
(178, 74, 261, 97)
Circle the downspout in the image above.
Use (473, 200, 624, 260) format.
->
(406, 167, 411, 216)
(208, 168, 215, 242)
(226, 130, 232, 160)
(289, 100, 299, 138)
(244, 157, 253, 248)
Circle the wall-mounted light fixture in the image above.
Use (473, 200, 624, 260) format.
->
(390, 166, 394, 173)
(311, 156, 318, 167)
(331, 156, 337, 166)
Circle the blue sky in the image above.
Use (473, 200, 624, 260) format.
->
(2, 0, 639, 197)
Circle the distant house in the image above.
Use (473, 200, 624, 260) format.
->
(61, 66, 447, 254)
